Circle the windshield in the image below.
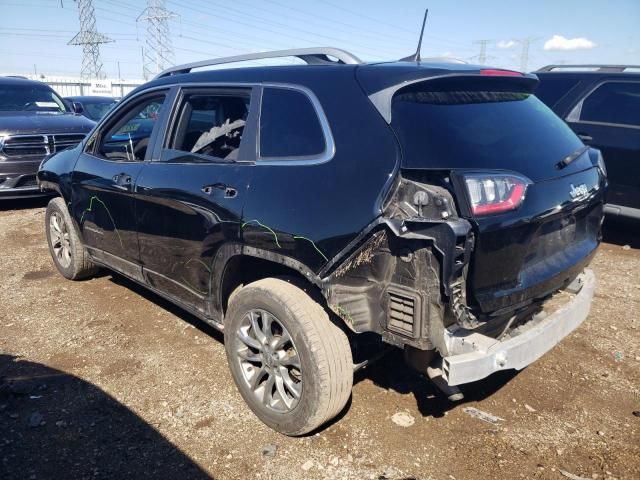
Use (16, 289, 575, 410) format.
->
(391, 81, 585, 182)
(81, 99, 117, 121)
(0, 85, 68, 113)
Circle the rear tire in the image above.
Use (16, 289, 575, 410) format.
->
(224, 277, 353, 436)
(45, 197, 98, 280)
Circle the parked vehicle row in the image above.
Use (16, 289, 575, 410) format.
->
(0, 76, 117, 199)
(37, 48, 605, 435)
(0, 77, 95, 199)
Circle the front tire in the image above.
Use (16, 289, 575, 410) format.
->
(224, 278, 353, 436)
(45, 197, 98, 280)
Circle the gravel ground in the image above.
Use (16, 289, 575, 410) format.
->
(1, 199, 639, 480)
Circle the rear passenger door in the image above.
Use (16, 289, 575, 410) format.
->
(565, 81, 640, 212)
(135, 86, 258, 316)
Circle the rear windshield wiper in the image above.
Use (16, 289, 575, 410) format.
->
(556, 145, 589, 170)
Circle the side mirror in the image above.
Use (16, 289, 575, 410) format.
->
(72, 102, 84, 114)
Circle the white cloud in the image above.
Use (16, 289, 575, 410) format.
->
(543, 35, 596, 51)
(497, 40, 516, 49)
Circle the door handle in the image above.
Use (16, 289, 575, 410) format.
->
(202, 183, 237, 198)
(577, 133, 593, 144)
(113, 173, 132, 186)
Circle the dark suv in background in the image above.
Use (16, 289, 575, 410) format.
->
(65, 95, 117, 122)
(0, 77, 94, 199)
(535, 65, 640, 220)
(38, 48, 605, 435)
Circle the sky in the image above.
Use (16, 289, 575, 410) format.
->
(1, 0, 639, 80)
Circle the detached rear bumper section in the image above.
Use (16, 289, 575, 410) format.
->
(442, 268, 595, 386)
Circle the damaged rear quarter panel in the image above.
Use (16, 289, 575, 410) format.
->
(322, 177, 474, 352)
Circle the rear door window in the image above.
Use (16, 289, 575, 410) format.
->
(167, 90, 251, 162)
(259, 87, 326, 159)
(571, 82, 640, 127)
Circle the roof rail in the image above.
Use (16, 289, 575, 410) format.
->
(155, 47, 363, 79)
(536, 64, 640, 73)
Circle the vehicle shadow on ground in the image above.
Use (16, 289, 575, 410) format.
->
(108, 273, 224, 344)
(0, 197, 50, 212)
(602, 217, 640, 249)
(0, 354, 212, 480)
(354, 348, 518, 419)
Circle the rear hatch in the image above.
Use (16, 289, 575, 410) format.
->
(361, 67, 606, 315)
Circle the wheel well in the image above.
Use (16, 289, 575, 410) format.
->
(219, 255, 322, 316)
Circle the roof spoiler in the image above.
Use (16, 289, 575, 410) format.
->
(368, 72, 539, 123)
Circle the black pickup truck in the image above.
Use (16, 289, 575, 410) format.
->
(0, 76, 95, 199)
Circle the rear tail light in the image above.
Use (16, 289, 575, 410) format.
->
(463, 173, 531, 216)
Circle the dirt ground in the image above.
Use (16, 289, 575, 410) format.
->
(1, 198, 638, 480)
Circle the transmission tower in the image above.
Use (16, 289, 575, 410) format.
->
(471, 39, 494, 64)
(68, 0, 113, 80)
(138, 0, 178, 80)
(515, 37, 539, 72)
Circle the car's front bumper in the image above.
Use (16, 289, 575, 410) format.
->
(442, 268, 595, 386)
(0, 158, 48, 199)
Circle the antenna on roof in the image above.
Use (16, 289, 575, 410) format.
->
(400, 9, 429, 62)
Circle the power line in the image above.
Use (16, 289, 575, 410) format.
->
(137, 0, 178, 80)
(168, 0, 389, 60)
(68, 0, 114, 80)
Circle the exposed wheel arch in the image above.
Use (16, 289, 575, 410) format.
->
(214, 249, 324, 321)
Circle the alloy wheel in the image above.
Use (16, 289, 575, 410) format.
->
(235, 309, 302, 413)
(49, 211, 72, 269)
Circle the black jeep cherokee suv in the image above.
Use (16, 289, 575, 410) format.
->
(535, 65, 639, 220)
(0, 77, 95, 199)
(38, 48, 605, 435)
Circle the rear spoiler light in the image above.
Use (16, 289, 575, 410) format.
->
(480, 69, 523, 77)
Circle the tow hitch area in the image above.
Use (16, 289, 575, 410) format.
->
(441, 269, 595, 386)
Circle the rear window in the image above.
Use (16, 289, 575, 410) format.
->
(259, 87, 325, 159)
(391, 81, 583, 179)
(534, 76, 581, 107)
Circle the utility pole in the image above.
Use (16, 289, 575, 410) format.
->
(68, 0, 113, 80)
(472, 39, 493, 65)
(137, 0, 178, 80)
(515, 37, 539, 72)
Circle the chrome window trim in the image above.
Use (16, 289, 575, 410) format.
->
(566, 79, 640, 129)
(257, 83, 336, 166)
(88, 81, 335, 166)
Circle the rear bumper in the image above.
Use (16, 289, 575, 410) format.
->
(442, 268, 595, 386)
